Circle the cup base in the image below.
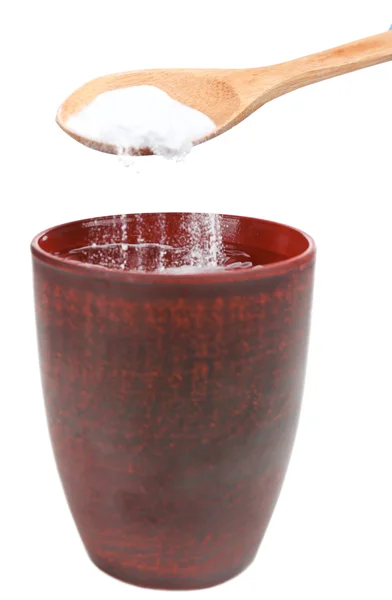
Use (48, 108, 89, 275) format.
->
(88, 550, 256, 591)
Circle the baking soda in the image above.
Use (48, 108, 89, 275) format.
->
(66, 85, 216, 159)
(186, 213, 224, 268)
(66, 85, 239, 272)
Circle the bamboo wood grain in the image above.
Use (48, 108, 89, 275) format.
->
(57, 31, 392, 154)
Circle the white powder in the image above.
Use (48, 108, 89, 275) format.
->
(66, 85, 216, 158)
(65, 86, 228, 271)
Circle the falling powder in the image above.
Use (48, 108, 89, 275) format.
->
(64, 85, 244, 272)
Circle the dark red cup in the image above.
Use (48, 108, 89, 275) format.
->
(32, 213, 315, 590)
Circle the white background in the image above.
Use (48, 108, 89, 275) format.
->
(1, 1, 391, 598)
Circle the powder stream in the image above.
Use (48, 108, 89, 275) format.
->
(66, 85, 223, 270)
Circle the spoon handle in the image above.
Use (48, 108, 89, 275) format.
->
(249, 31, 392, 99)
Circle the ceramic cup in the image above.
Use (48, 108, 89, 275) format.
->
(32, 213, 315, 590)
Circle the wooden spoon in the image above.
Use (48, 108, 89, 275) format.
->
(57, 30, 392, 155)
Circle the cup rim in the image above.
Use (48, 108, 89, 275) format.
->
(31, 213, 316, 284)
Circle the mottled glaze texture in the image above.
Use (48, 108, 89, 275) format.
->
(32, 213, 315, 590)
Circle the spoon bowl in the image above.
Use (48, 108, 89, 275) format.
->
(57, 69, 241, 154)
(57, 30, 392, 155)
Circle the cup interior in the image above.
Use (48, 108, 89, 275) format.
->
(32, 213, 314, 281)
(37, 212, 309, 259)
